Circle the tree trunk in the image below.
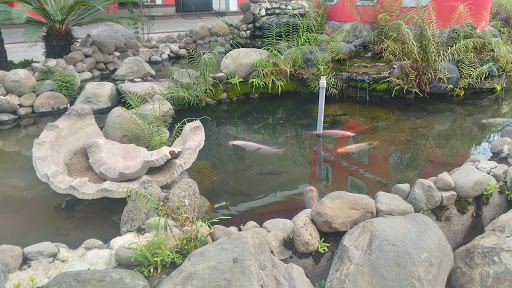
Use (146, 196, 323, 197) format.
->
(0, 28, 8, 70)
(43, 26, 77, 59)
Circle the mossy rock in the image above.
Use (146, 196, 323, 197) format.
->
(197, 195, 214, 220)
(186, 161, 220, 193)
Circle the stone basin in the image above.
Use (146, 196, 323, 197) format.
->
(32, 105, 205, 199)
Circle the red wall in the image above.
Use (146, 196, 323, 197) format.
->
(327, 0, 491, 29)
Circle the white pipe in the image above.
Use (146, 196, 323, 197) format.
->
(316, 76, 327, 136)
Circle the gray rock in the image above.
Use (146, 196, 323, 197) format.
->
(0, 245, 23, 272)
(23, 242, 58, 260)
(407, 179, 442, 212)
(17, 107, 33, 117)
(120, 182, 165, 234)
(165, 177, 200, 221)
(391, 183, 410, 199)
(114, 246, 143, 266)
(210, 225, 237, 242)
(220, 48, 270, 80)
(490, 164, 508, 182)
(242, 221, 260, 231)
(262, 218, 293, 236)
(0, 84, 6, 96)
(0, 264, 6, 288)
(35, 80, 56, 95)
(481, 190, 509, 227)
(311, 191, 376, 232)
(90, 69, 101, 79)
(86, 24, 136, 47)
(78, 72, 93, 82)
(33, 91, 68, 113)
(75, 82, 118, 112)
(429, 62, 459, 93)
(0, 96, 18, 113)
(241, 228, 272, 252)
(435, 172, 455, 190)
(64, 51, 85, 66)
(117, 82, 163, 100)
(424, 205, 475, 249)
(91, 40, 115, 54)
(240, 1, 251, 13)
(292, 211, 320, 253)
(101, 107, 140, 144)
(4, 69, 37, 96)
(440, 191, 457, 206)
(283, 248, 336, 285)
(131, 95, 173, 123)
(211, 22, 230, 36)
(91, 52, 105, 63)
(490, 137, 512, 154)
(177, 49, 187, 57)
(326, 214, 453, 288)
(190, 23, 210, 41)
(80, 239, 104, 250)
(500, 127, 512, 138)
(113, 57, 156, 80)
(241, 11, 254, 24)
(451, 163, 485, 198)
(44, 269, 150, 288)
(80, 58, 97, 72)
(448, 210, 512, 288)
(250, 4, 259, 14)
(155, 232, 313, 288)
(0, 113, 17, 124)
(374, 191, 414, 217)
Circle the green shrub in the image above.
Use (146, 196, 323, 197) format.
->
(7, 58, 38, 70)
(36, 66, 79, 97)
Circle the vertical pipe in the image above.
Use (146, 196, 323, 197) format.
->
(316, 76, 327, 136)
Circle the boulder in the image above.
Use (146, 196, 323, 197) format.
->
(407, 179, 442, 213)
(113, 57, 156, 80)
(326, 214, 453, 288)
(114, 246, 143, 266)
(91, 40, 115, 54)
(75, 82, 118, 112)
(374, 191, 414, 217)
(292, 210, 320, 254)
(0, 96, 18, 113)
(86, 138, 181, 181)
(165, 177, 201, 221)
(155, 232, 313, 288)
(262, 218, 294, 259)
(33, 91, 68, 113)
(448, 210, 512, 288)
(0, 113, 17, 124)
(44, 269, 150, 288)
(220, 48, 270, 80)
(17, 107, 33, 117)
(450, 163, 485, 198)
(241, 11, 254, 24)
(490, 164, 508, 182)
(190, 23, 211, 41)
(440, 191, 457, 206)
(311, 191, 376, 232)
(35, 80, 56, 96)
(87, 23, 136, 46)
(0, 264, 6, 288)
(240, 1, 251, 13)
(481, 190, 509, 227)
(64, 51, 85, 66)
(210, 225, 237, 242)
(500, 127, 512, 138)
(117, 82, 163, 100)
(429, 62, 459, 93)
(490, 137, 512, 154)
(391, 183, 410, 199)
(424, 205, 476, 249)
(0, 245, 23, 272)
(120, 182, 165, 234)
(0, 84, 6, 96)
(211, 22, 230, 36)
(283, 248, 336, 285)
(435, 172, 455, 191)
(4, 69, 37, 96)
(80, 239, 104, 250)
(23, 242, 58, 260)
(132, 95, 173, 124)
(102, 107, 142, 144)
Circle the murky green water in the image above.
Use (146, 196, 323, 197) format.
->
(0, 84, 510, 247)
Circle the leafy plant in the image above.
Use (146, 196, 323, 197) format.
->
(35, 66, 79, 97)
(160, 50, 220, 108)
(317, 238, 330, 254)
(7, 58, 38, 70)
(0, 0, 136, 59)
(455, 196, 474, 214)
(314, 280, 326, 288)
(481, 176, 499, 205)
(226, 74, 244, 90)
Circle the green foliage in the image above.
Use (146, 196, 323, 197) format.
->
(0, 0, 137, 58)
(506, 188, 512, 202)
(36, 66, 79, 97)
(123, 90, 171, 151)
(375, 3, 511, 97)
(490, 0, 512, 35)
(226, 74, 244, 90)
(7, 58, 37, 70)
(481, 176, 499, 205)
(12, 283, 21, 288)
(431, 206, 448, 221)
(169, 116, 210, 144)
(11, 276, 37, 288)
(126, 188, 229, 276)
(317, 238, 330, 254)
(160, 50, 220, 108)
(455, 196, 474, 214)
(314, 280, 326, 288)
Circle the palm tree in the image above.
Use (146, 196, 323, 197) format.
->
(0, 0, 137, 59)
(0, 28, 8, 70)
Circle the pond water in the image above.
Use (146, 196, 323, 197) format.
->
(1, 84, 510, 248)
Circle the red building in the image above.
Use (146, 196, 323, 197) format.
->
(325, 0, 492, 29)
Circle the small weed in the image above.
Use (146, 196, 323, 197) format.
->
(314, 280, 326, 288)
(481, 176, 499, 205)
(35, 66, 79, 97)
(12, 282, 21, 288)
(27, 276, 37, 288)
(226, 74, 244, 89)
(431, 206, 448, 221)
(317, 238, 330, 254)
(455, 196, 474, 214)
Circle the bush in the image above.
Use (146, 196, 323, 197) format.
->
(7, 58, 38, 70)
(36, 66, 79, 97)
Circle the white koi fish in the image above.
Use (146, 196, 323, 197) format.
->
(229, 141, 285, 154)
(337, 141, 378, 154)
(305, 130, 355, 137)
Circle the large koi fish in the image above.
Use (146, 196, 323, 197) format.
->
(336, 141, 378, 154)
(229, 141, 285, 154)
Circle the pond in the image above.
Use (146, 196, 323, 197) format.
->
(0, 83, 510, 248)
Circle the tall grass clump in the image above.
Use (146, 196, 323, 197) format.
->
(159, 50, 220, 108)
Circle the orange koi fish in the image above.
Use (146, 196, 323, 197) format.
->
(336, 141, 378, 154)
